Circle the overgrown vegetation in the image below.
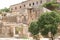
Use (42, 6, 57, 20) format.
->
(37, 11, 60, 40)
(0, 7, 10, 12)
(29, 0, 60, 40)
(29, 21, 39, 40)
(29, 11, 60, 40)
(43, 2, 59, 10)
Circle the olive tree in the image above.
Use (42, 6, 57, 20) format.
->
(29, 21, 40, 40)
(37, 11, 60, 40)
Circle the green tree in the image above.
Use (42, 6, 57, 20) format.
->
(29, 21, 40, 40)
(37, 11, 60, 40)
(43, 2, 59, 10)
(1, 7, 10, 12)
(0, 10, 2, 14)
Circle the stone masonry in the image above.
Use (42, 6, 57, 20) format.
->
(0, 0, 60, 38)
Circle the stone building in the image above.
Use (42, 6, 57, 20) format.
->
(10, 0, 48, 24)
(0, 0, 60, 38)
(0, 0, 45, 38)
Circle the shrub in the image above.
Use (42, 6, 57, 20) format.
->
(43, 2, 59, 10)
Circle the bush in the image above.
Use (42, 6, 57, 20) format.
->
(43, 2, 59, 10)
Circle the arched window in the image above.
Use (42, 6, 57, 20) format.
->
(20, 6, 21, 8)
(40, 0, 42, 3)
(15, 7, 17, 10)
(24, 5, 25, 7)
(33, 2, 34, 5)
(29, 3, 31, 6)
(36, 1, 38, 4)
(22, 16, 27, 24)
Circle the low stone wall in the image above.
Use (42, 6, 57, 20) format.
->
(0, 26, 13, 37)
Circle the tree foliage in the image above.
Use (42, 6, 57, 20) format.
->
(0, 7, 10, 12)
(43, 2, 59, 10)
(29, 0, 60, 39)
(29, 21, 39, 35)
(29, 21, 40, 40)
(37, 11, 60, 37)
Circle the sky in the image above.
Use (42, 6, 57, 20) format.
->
(0, 0, 26, 9)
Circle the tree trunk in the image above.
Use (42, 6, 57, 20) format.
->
(51, 34, 54, 40)
(49, 36, 53, 40)
(51, 37, 53, 40)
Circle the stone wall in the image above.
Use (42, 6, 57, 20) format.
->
(10, 0, 47, 12)
(2, 16, 17, 23)
(0, 22, 13, 37)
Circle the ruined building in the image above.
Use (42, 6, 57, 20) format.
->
(0, 0, 59, 38)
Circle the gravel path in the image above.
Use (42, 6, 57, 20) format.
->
(0, 38, 32, 40)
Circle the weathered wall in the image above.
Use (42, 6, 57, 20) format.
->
(10, 0, 47, 12)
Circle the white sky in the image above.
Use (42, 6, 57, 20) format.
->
(0, 0, 26, 9)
